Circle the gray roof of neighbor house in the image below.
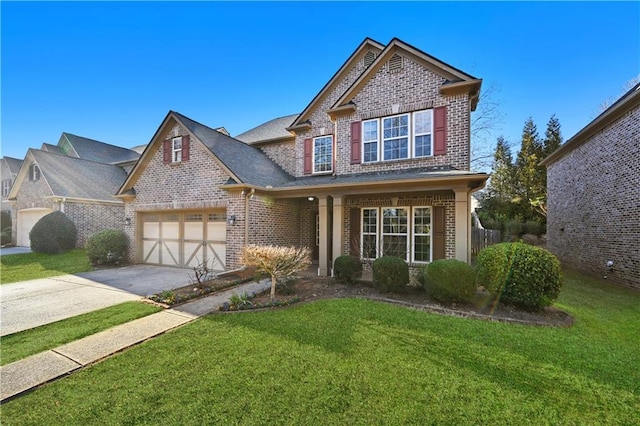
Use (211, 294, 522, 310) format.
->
(173, 112, 293, 187)
(235, 114, 299, 144)
(3, 156, 24, 174)
(41, 143, 65, 154)
(61, 133, 140, 165)
(30, 149, 127, 201)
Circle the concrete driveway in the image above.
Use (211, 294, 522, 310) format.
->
(0, 265, 195, 336)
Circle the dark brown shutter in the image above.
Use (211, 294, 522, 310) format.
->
(349, 208, 361, 256)
(434, 106, 447, 156)
(182, 135, 190, 161)
(163, 140, 171, 164)
(350, 121, 361, 164)
(303, 138, 312, 175)
(433, 206, 446, 260)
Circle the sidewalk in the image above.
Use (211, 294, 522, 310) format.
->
(0, 278, 271, 402)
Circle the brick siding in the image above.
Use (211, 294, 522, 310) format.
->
(258, 141, 296, 176)
(546, 104, 639, 288)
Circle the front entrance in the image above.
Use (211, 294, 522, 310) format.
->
(140, 210, 226, 270)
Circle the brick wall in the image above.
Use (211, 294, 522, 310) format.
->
(258, 140, 296, 176)
(293, 55, 471, 177)
(248, 196, 301, 247)
(546, 104, 639, 288)
(63, 201, 124, 247)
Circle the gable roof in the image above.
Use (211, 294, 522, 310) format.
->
(118, 111, 293, 196)
(235, 114, 299, 145)
(541, 82, 640, 166)
(59, 133, 140, 165)
(41, 143, 64, 154)
(288, 37, 385, 130)
(9, 149, 127, 203)
(331, 37, 482, 113)
(2, 156, 24, 175)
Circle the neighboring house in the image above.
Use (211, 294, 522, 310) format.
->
(8, 133, 140, 247)
(541, 83, 639, 289)
(117, 37, 488, 275)
(1, 156, 24, 240)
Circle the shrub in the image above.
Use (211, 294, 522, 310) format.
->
(372, 256, 409, 293)
(524, 220, 545, 236)
(1, 210, 12, 245)
(333, 255, 363, 284)
(423, 259, 477, 304)
(29, 211, 76, 254)
(476, 242, 562, 311)
(504, 219, 524, 239)
(86, 229, 128, 265)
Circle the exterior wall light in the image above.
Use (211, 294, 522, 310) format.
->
(125, 217, 131, 226)
(228, 215, 236, 226)
(308, 196, 314, 201)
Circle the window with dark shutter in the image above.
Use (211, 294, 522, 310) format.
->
(349, 208, 361, 256)
(303, 138, 312, 175)
(163, 140, 171, 164)
(350, 121, 362, 164)
(181, 135, 190, 161)
(434, 106, 447, 156)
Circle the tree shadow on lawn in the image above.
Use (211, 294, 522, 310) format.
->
(208, 297, 639, 404)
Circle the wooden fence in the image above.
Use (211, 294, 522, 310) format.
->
(471, 228, 501, 257)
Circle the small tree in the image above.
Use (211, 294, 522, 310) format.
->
(241, 245, 311, 300)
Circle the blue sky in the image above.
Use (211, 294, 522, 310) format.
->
(1, 1, 639, 164)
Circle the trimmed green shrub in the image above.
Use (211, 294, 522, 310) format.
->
(29, 211, 76, 254)
(476, 242, 562, 312)
(1, 210, 12, 245)
(372, 256, 409, 293)
(86, 229, 128, 265)
(423, 259, 477, 304)
(333, 255, 363, 285)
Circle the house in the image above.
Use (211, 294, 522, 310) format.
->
(116, 37, 488, 275)
(8, 133, 140, 247)
(541, 83, 639, 289)
(1, 156, 24, 242)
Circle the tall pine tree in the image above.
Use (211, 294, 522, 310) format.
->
(488, 136, 515, 201)
(514, 118, 545, 219)
(543, 114, 562, 157)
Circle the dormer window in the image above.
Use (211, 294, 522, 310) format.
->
(172, 137, 183, 163)
(2, 179, 11, 197)
(29, 164, 41, 181)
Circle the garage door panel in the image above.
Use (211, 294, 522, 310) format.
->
(17, 209, 53, 247)
(162, 241, 180, 266)
(207, 243, 226, 270)
(184, 223, 202, 240)
(143, 240, 160, 264)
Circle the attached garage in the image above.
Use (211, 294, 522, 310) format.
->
(140, 210, 226, 270)
(17, 208, 54, 247)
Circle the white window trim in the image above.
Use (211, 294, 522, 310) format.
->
(381, 207, 409, 260)
(312, 135, 333, 174)
(172, 137, 182, 163)
(30, 164, 41, 181)
(382, 114, 410, 162)
(360, 206, 433, 264)
(361, 109, 434, 163)
(2, 179, 11, 197)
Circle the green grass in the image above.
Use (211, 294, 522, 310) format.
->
(0, 249, 92, 284)
(1, 302, 161, 366)
(2, 269, 639, 424)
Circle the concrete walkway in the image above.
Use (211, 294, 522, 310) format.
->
(0, 278, 271, 402)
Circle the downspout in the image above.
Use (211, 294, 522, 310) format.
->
(60, 198, 66, 213)
(244, 188, 254, 248)
(332, 118, 338, 176)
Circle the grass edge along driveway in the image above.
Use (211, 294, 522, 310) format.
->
(1, 269, 638, 424)
(1, 249, 92, 284)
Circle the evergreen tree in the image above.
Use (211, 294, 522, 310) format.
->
(543, 114, 562, 157)
(488, 136, 514, 201)
(514, 118, 544, 219)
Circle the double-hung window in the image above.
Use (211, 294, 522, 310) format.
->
(2, 179, 11, 197)
(361, 206, 432, 263)
(313, 135, 333, 173)
(172, 137, 182, 163)
(362, 109, 434, 162)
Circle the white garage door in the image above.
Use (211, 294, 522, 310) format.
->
(141, 211, 226, 270)
(17, 208, 54, 247)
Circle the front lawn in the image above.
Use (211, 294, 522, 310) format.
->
(0, 249, 92, 284)
(1, 269, 638, 424)
(0, 302, 161, 366)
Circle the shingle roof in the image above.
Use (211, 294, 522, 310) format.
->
(41, 143, 64, 154)
(235, 114, 299, 144)
(62, 133, 140, 164)
(3, 157, 24, 174)
(31, 149, 127, 201)
(173, 112, 293, 187)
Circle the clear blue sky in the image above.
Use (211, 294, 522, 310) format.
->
(2, 1, 639, 163)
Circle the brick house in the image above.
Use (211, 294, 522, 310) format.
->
(541, 83, 639, 288)
(117, 38, 488, 275)
(1, 156, 24, 218)
(8, 133, 139, 247)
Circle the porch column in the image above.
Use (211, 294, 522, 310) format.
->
(454, 188, 471, 263)
(331, 195, 344, 276)
(318, 196, 329, 276)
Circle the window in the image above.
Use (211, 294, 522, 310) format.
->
(1, 179, 11, 197)
(360, 206, 432, 263)
(362, 109, 434, 163)
(313, 135, 333, 173)
(29, 164, 41, 181)
(172, 137, 182, 163)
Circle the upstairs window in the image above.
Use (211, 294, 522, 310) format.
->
(29, 164, 41, 181)
(313, 135, 333, 174)
(2, 179, 11, 197)
(362, 109, 434, 163)
(172, 137, 182, 163)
